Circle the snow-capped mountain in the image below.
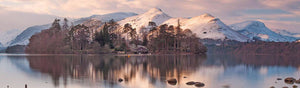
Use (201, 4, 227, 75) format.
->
(163, 14, 250, 42)
(118, 8, 248, 42)
(274, 29, 300, 39)
(230, 21, 297, 42)
(74, 12, 137, 25)
(7, 12, 137, 46)
(118, 8, 172, 34)
(8, 25, 51, 46)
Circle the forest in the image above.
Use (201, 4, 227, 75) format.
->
(25, 18, 207, 54)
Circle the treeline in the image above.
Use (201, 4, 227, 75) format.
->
(145, 21, 207, 54)
(26, 19, 115, 54)
(206, 40, 300, 55)
(118, 20, 207, 54)
(26, 18, 207, 54)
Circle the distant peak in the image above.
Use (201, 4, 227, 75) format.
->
(147, 8, 163, 13)
(201, 13, 214, 18)
(244, 20, 266, 27)
(190, 13, 217, 22)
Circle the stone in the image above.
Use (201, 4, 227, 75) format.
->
(167, 79, 177, 85)
(223, 85, 230, 88)
(194, 82, 205, 87)
(277, 78, 282, 80)
(285, 77, 296, 84)
(186, 81, 195, 85)
(118, 78, 123, 82)
(270, 86, 275, 88)
(183, 76, 187, 78)
(293, 85, 298, 88)
(295, 79, 300, 84)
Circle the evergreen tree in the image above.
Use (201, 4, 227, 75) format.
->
(62, 18, 69, 30)
(95, 23, 113, 47)
(142, 34, 148, 46)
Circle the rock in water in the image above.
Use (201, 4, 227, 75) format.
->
(270, 86, 275, 88)
(293, 85, 298, 88)
(295, 79, 300, 84)
(194, 82, 205, 87)
(277, 78, 282, 80)
(118, 78, 123, 82)
(223, 85, 230, 88)
(285, 77, 296, 84)
(167, 79, 177, 85)
(186, 81, 195, 85)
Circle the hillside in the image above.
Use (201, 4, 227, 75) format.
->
(163, 14, 249, 42)
(230, 21, 296, 42)
(118, 8, 172, 34)
(8, 12, 137, 47)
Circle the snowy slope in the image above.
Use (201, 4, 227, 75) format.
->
(74, 12, 137, 25)
(118, 8, 172, 34)
(274, 29, 300, 39)
(8, 12, 137, 46)
(0, 29, 22, 46)
(230, 21, 297, 42)
(8, 24, 51, 46)
(0, 42, 3, 47)
(163, 14, 249, 42)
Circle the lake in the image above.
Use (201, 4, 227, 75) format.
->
(0, 54, 300, 88)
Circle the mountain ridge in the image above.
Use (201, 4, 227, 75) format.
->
(8, 12, 138, 47)
(230, 21, 297, 42)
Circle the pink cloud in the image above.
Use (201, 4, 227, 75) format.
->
(0, 0, 299, 32)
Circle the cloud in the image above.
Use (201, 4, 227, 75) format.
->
(0, 0, 299, 32)
(260, 0, 300, 15)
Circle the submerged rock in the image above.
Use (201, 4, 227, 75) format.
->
(194, 82, 205, 87)
(186, 81, 195, 85)
(270, 86, 275, 88)
(285, 77, 296, 84)
(167, 79, 177, 85)
(277, 78, 282, 80)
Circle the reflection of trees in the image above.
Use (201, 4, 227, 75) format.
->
(205, 54, 300, 68)
(26, 55, 206, 87)
(139, 55, 206, 84)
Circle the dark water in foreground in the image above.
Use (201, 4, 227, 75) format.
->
(0, 54, 300, 88)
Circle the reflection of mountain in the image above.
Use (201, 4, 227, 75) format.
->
(25, 55, 206, 87)
(7, 56, 38, 75)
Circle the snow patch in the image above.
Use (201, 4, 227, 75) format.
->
(118, 8, 172, 34)
(257, 34, 269, 39)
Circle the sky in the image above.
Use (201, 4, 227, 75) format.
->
(0, 0, 299, 36)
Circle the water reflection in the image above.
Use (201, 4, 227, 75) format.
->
(25, 55, 206, 88)
(1, 54, 300, 88)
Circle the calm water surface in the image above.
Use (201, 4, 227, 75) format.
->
(0, 54, 300, 88)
